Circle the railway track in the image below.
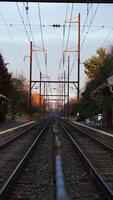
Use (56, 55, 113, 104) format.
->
(0, 119, 49, 196)
(69, 121, 113, 149)
(0, 118, 55, 200)
(58, 118, 113, 199)
(1, 117, 113, 199)
(0, 120, 44, 146)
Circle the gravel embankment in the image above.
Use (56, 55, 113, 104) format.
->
(58, 124, 105, 200)
(7, 125, 55, 200)
(70, 121, 113, 148)
(0, 123, 44, 187)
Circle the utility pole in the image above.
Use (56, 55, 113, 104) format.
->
(43, 82, 45, 114)
(40, 72, 42, 114)
(64, 13, 80, 102)
(29, 41, 32, 120)
(67, 55, 70, 118)
(78, 13, 80, 102)
(61, 75, 64, 116)
(64, 71, 66, 117)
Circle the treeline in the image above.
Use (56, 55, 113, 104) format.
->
(0, 54, 29, 120)
(70, 46, 113, 120)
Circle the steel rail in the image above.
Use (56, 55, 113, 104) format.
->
(58, 121, 113, 199)
(0, 119, 46, 150)
(60, 118, 113, 153)
(0, 120, 50, 200)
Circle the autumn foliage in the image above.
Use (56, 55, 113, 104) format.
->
(32, 92, 42, 106)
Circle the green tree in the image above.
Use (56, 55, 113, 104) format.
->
(84, 48, 106, 80)
(8, 73, 28, 119)
(0, 54, 12, 95)
(75, 47, 110, 120)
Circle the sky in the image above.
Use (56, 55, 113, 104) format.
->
(0, 2, 113, 103)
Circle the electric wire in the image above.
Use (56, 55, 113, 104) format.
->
(23, 2, 41, 73)
(16, 2, 30, 42)
(37, 3, 48, 76)
(80, 4, 93, 40)
(63, 3, 74, 69)
(59, 3, 74, 76)
(81, 4, 99, 49)
(37, 3, 49, 106)
(58, 3, 69, 100)
(59, 3, 69, 71)
(69, 4, 98, 84)
(101, 27, 113, 47)
(58, 3, 74, 101)
(70, 4, 99, 96)
(26, 14, 41, 72)
(0, 23, 112, 28)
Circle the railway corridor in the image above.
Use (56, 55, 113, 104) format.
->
(0, 117, 113, 199)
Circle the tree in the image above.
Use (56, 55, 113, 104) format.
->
(8, 72, 29, 119)
(0, 54, 12, 95)
(79, 46, 113, 120)
(84, 48, 106, 80)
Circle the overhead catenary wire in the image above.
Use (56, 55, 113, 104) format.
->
(101, 27, 113, 47)
(23, 2, 41, 73)
(81, 4, 99, 49)
(63, 3, 74, 70)
(59, 3, 69, 71)
(0, 23, 112, 29)
(59, 3, 74, 106)
(37, 2, 48, 97)
(58, 3, 74, 77)
(80, 3, 93, 40)
(70, 4, 99, 94)
(70, 4, 99, 75)
(37, 3, 48, 76)
(16, 2, 30, 42)
(58, 3, 74, 100)
(57, 3, 69, 101)
(69, 5, 98, 93)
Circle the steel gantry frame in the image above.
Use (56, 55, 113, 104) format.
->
(28, 13, 80, 119)
(28, 40, 79, 119)
(31, 78, 78, 117)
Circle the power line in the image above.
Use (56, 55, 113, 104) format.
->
(23, 2, 41, 73)
(17, 2, 41, 73)
(37, 3, 48, 75)
(70, 5, 99, 76)
(70, 54, 77, 74)
(58, 3, 69, 97)
(80, 4, 93, 40)
(101, 27, 113, 47)
(63, 3, 74, 69)
(57, 4, 74, 100)
(16, 2, 30, 42)
(0, 23, 112, 28)
(81, 4, 99, 49)
(59, 3, 69, 71)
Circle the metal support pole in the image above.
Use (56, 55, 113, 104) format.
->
(67, 55, 70, 118)
(40, 72, 42, 114)
(77, 13, 80, 102)
(64, 71, 66, 117)
(43, 82, 45, 114)
(62, 76, 63, 116)
(29, 41, 32, 120)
